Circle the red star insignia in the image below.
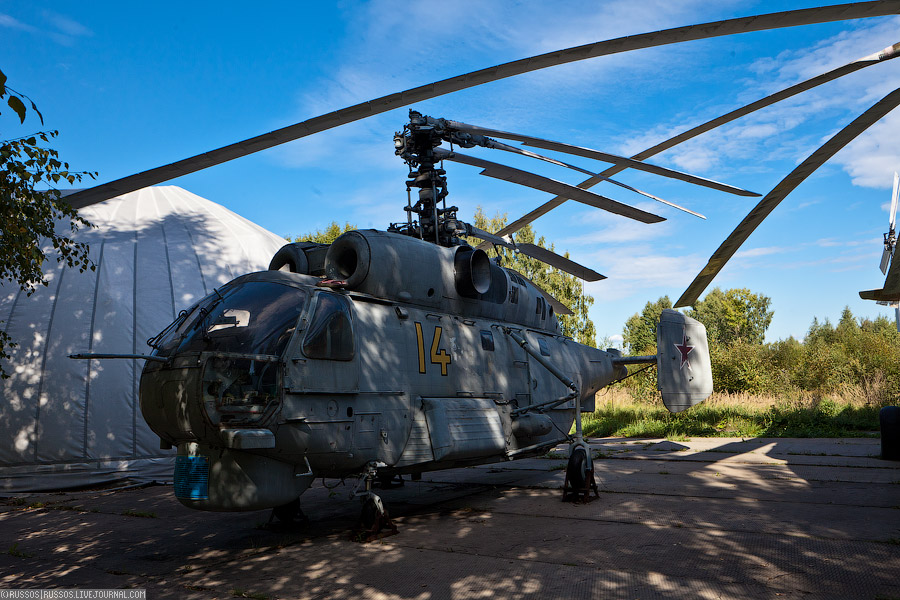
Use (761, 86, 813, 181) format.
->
(674, 333, 693, 370)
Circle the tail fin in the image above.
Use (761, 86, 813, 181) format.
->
(656, 309, 712, 413)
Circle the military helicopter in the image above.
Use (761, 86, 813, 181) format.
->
(65, 2, 900, 534)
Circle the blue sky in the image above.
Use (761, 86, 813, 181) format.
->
(3, 1, 900, 345)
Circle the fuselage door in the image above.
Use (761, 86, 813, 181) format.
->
(287, 291, 359, 393)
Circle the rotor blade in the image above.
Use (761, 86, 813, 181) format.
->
(891, 171, 900, 230)
(480, 136, 706, 218)
(486, 40, 900, 245)
(435, 149, 664, 224)
(675, 86, 900, 308)
(515, 243, 606, 282)
(880, 246, 892, 275)
(506, 269, 575, 316)
(466, 225, 514, 248)
(447, 120, 758, 197)
(465, 225, 605, 282)
(63, 2, 899, 209)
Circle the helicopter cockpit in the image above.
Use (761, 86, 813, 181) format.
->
(150, 279, 306, 359)
(142, 274, 312, 440)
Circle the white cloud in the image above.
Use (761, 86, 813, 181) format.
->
(0, 10, 92, 46)
(734, 246, 786, 259)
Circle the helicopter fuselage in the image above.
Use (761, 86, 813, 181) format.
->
(139, 231, 619, 511)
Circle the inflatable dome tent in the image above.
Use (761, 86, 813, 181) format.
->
(0, 186, 287, 491)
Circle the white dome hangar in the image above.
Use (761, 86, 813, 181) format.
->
(0, 186, 287, 491)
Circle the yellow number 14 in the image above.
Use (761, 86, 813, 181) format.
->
(415, 323, 452, 376)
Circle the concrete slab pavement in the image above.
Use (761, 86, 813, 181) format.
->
(1, 437, 898, 599)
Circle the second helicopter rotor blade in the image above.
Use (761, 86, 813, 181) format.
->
(63, 3, 898, 209)
(486, 40, 900, 245)
(675, 86, 900, 308)
(435, 149, 664, 224)
(477, 135, 706, 218)
(447, 120, 759, 197)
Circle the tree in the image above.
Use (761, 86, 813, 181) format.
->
(687, 287, 773, 345)
(468, 208, 597, 346)
(1, 68, 96, 374)
(622, 296, 673, 354)
(291, 221, 356, 244)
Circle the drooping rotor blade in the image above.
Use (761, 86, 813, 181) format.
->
(891, 171, 900, 230)
(447, 120, 758, 197)
(675, 86, 900, 308)
(477, 135, 706, 218)
(507, 269, 575, 316)
(465, 225, 606, 282)
(63, 2, 899, 209)
(486, 40, 900, 244)
(466, 225, 513, 248)
(435, 149, 664, 224)
(515, 243, 606, 282)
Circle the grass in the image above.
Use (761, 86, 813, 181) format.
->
(6, 543, 34, 558)
(583, 388, 886, 439)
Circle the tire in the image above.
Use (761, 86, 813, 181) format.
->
(881, 406, 900, 461)
(360, 497, 380, 530)
(567, 447, 588, 491)
(272, 498, 302, 524)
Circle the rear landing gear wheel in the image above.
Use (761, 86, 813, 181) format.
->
(567, 447, 588, 491)
(562, 445, 599, 503)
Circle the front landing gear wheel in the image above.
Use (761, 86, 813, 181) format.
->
(270, 498, 309, 527)
(562, 447, 599, 503)
(353, 494, 398, 543)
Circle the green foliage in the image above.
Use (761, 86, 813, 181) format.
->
(583, 396, 882, 439)
(468, 208, 596, 346)
(687, 287, 773, 345)
(1, 68, 97, 376)
(290, 221, 356, 245)
(623, 296, 672, 354)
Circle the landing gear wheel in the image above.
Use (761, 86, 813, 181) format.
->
(353, 493, 398, 543)
(567, 447, 588, 491)
(270, 498, 309, 527)
(562, 446, 599, 503)
(360, 496, 381, 530)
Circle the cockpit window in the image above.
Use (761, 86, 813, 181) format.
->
(302, 293, 354, 361)
(152, 282, 306, 358)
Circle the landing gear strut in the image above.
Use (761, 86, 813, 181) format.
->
(351, 462, 398, 542)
